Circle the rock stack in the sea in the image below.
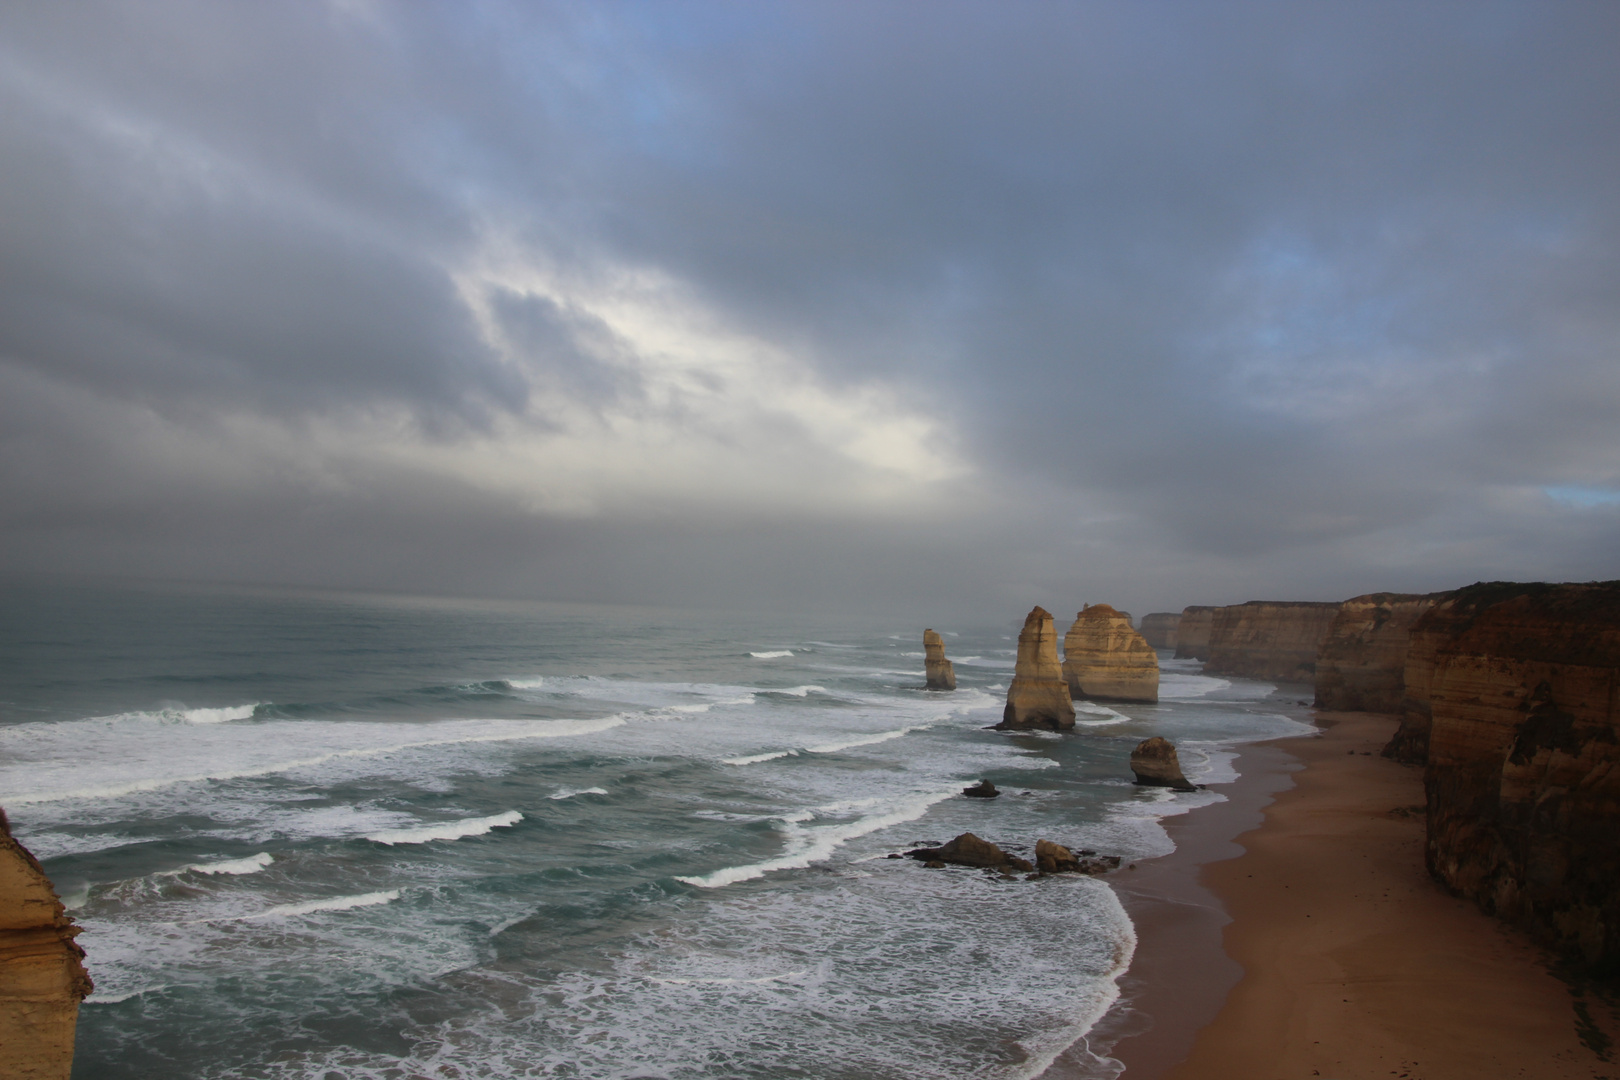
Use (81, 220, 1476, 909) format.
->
(996, 607, 1076, 731)
(906, 833, 1034, 872)
(1173, 606, 1215, 660)
(922, 629, 956, 691)
(962, 780, 999, 798)
(1, 810, 93, 1080)
(1061, 604, 1159, 703)
(1204, 600, 1342, 683)
(1404, 581, 1620, 968)
(1137, 612, 1181, 651)
(1314, 592, 1446, 713)
(1130, 737, 1195, 791)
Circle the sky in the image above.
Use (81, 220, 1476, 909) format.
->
(2, 1, 1618, 620)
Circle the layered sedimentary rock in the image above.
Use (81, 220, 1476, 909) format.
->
(996, 607, 1076, 731)
(1172, 606, 1215, 660)
(1412, 581, 1620, 968)
(922, 629, 956, 691)
(1061, 604, 1159, 703)
(1130, 737, 1194, 791)
(1314, 592, 1445, 713)
(1137, 612, 1181, 651)
(1, 811, 92, 1080)
(1204, 601, 1341, 682)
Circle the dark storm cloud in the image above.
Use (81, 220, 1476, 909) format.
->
(1, 1, 1617, 612)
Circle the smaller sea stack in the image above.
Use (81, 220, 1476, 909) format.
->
(1137, 612, 1181, 651)
(996, 607, 1076, 731)
(922, 629, 956, 691)
(1130, 737, 1195, 791)
(1062, 604, 1159, 703)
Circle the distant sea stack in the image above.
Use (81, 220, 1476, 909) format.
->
(922, 629, 956, 691)
(1314, 592, 1445, 713)
(1204, 601, 1341, 683)
(1137, 612, 1181, 651)
(1412, 581, 1620, 968)
(996, 607, 1076, 731)
(1172, 606, 1215, 661)
(1, 811, 92, 1080)
(1061, 605, 1159, 703)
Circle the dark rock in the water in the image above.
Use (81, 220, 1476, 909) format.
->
(1130, 737, 1195, 791)
(906, 832, 1033, 872)
(924, 860, 945, 869)
(996, 607, 1076, 731)
(962, 780, 999, 798)
(923, 628, 957, 691)
(1036, 839, 1080, 873)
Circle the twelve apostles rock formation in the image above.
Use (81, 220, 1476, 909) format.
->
(922, 629, 956, 691)
(1314, 592, 1445, 713)
(1061, 604, 1159, 703)
(1410, 582, 1620, 968)
(1172, 606, 1215, 660)
(1130, 737, 1195, 791)
(996, 607, 1076, 731)
(1137, 612, 1181, 651)
(1204, 600, 1342, 683)
(1, 811, 91, 1080)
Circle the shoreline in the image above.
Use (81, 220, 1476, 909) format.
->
(1066, 711, 1615, 1080)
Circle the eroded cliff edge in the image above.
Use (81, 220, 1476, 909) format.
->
(1414, 582, 1620, 969)
(1, 811, 92, 1080)
(1205, 600, 1341, 683)
(1172, 606, 1214, 661)
(1137, 612, 1180, 652)
(1314, 592, 1445, 713)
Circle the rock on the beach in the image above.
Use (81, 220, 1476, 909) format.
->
(1137, 612, 1181, 651)
(1205, 600, 1342, 683)
(1, 810, 93, 1080)
(996, 606, 1076, 731)
(923, 628, 956, 691)
(1062, 604, 1159, 703)
(1172, 606, 1215, 660)
(906, 833, 1035, 873)
(1130, 737, 1195, 791)
(962, 780, 999, 798)
(1035, 839, 1081, 873)
(1315, 592, 1446, 714)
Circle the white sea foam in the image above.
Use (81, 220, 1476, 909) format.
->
(804, 724, 929, 754)
(85, 985, 167, 1005)
(748, 650, 793, 659)
(547, 787, 607, 800)
(506, 677, 546, 689)
(160, 853, 274, 877)
(235, 890, 400, 921)
(759, 684, 826, 697)
(99, 704, 258, 725)
(366, 811, 523, 846)
(721, 749, 796, 765)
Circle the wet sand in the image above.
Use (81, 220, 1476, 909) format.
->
(1089, 712, 1615, 1080)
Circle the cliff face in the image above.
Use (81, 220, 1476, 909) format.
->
(1172, 606, 1214, 660)
(1, 813, 92, 1080)
(997, 607, 1076, 731)
(1137, 612, 1181, 651)
(1061, 604, 1158, 703)
(1314, 593, 1445, 713)
(1204, 601, 1341, 683)
(922, 629, 956, 691)
(1385, 592, 1493, 765)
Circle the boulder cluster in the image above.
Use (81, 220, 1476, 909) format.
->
(893, 832, 1121, 878)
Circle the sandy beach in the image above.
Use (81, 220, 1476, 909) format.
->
(1093, 711, 1617, 1080)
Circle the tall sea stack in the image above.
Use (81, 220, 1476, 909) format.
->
(1062, 605, 1159, 703)
(1173, 606, 1215, 660)
(922, 629, 956, 691)
(1, 811, 92, 1080)
(996, 607, 1076, 731)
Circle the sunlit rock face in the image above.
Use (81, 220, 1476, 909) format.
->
(1062, 604, 1159, 703)
(996, 606, 1075, 731)
(922, 629, 956, 690)
(1416, 581, 1620, 968)
(1, 812, 92, 1080)
(1172, 606, 1215, 661)
(1204, 601, 1341, 683)
(1315, 593, 1446, 713)
(1137, 612, 1180, 651)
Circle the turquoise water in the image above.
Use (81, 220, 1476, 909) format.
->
(0, 581, 1312, 1079)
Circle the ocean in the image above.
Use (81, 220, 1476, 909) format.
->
(0, 581, 1314, 1080)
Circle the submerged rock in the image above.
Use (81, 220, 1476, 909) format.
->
(962, 780, 999, 798)
(1062, 604, 1159, 703)
(923, 629, 956, 691)
(1130, 737, 1195, 791)
(906, 832, 1034, 873)
(996, 607, 1076, 731)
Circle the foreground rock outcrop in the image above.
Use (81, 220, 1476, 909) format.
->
(1414, 581, 1620, 968)
(1315, 592, 1445, 713)
(1, 811, 92, 1080)
(1034, 840, 1120, 875)
(1130, 737, 1195, 791)
(906, 833, 1034, 872)
(1137, 612, 1181, 651)
(996, 607, 1076, 731)
(922, 629, 956, 691)
(1205, 600, 1341, 682)
(1061, 604, 1159, 703)
(1172, 606, 1215, 660)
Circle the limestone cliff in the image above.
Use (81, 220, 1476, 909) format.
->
(1, 811, 91, 1080)
(1061, 604, 1159, 703)
(1172, 606, 1214, 660)
(922, 629, 956, 691)
(996, 606, 1076, 731)
(1137, 612, 1180, 651)
(1415, 581, 1620, 968)
(1314, 592, 1445, 713)
(1204, 600, 1341, 683)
